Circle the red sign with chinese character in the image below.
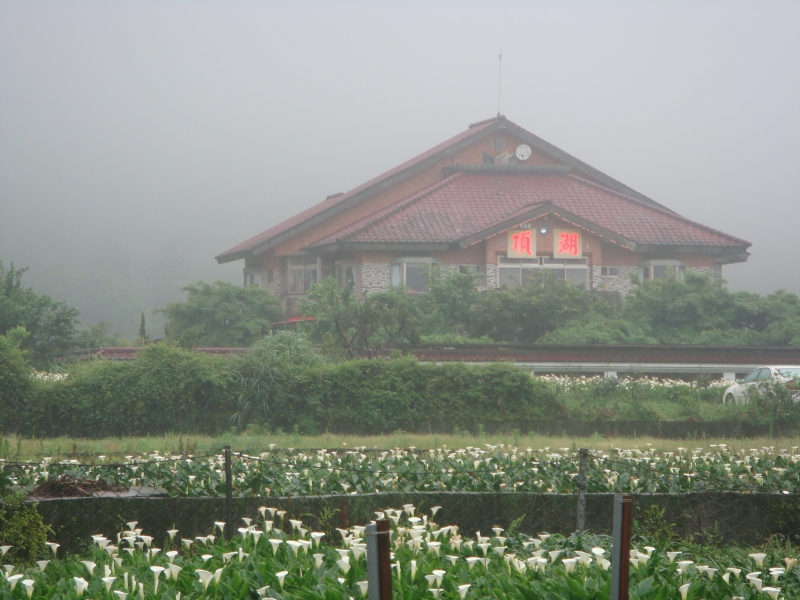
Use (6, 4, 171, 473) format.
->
(511, 230, 533, 256)
(554, 230, 582, 257)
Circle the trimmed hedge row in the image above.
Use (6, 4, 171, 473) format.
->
(1, 346, 560, 438)
(265, 358, 560, 435)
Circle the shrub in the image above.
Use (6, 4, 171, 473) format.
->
(0, 504, 51, 565)
(12, 345, 235, 437)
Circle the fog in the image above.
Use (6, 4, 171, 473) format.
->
(1, 1, 799, 337)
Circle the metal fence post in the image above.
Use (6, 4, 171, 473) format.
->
(224, 446, 233, 541)
(576, 448, 588, 531)
(609, 494, 633, 600)
(366, 519, 392, 600)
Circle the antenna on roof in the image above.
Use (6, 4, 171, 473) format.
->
(497, 52, 502, 117)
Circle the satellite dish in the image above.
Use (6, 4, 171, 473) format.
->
(516, 144, 532, 161)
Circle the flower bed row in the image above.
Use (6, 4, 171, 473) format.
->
(4, 445, 800, 498)
(1, 502, 798, 599)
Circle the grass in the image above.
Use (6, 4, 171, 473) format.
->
(3, 431, 800, 461)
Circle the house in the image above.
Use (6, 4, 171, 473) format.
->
(216, 116, 750, 313)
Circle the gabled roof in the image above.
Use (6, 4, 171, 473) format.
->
(216, 116, 670, 263)
(309, 169, 750, 253)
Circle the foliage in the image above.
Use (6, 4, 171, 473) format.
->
(230, 331, 324, 431)
(0, 504, 51, 565)
(0, 327, 32, 435)
(72, 321, 130, 351)
(276, 357, 559, 436)
(9, 345, 235, 438)
(300, 278, 420, 358)
(158, 281, 283, 348)
(0, 261, 81, 367)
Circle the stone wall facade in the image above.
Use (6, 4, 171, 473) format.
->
(360, 263, 391, 295)
(594, 266, 637, 295)
(264, 268, 282, 297)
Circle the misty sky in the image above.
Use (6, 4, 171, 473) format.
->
(1, 1, 799, 336)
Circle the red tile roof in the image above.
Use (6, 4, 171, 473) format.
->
(216, 118, 501, 261)
(312, 172, 749, 249)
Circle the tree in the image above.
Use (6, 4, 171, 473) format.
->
(0, 261, 80, 367)
(0, 327, 32, 433)
(138, 312, 149, 341)
(158, 281, 283, 347)
(300, 277, 420, 359)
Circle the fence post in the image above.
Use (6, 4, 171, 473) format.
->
(609, 494, 633, 600)
(224, 446, 233, 541)
(366, 519, 392, 600)
(576, 448, 588, 531)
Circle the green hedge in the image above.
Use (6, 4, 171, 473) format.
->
(6, 345, 235, 438)
(1, 347, 559, 438)
(262, 358, 561, 435)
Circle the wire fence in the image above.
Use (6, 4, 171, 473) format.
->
(3, 446, 799, 552)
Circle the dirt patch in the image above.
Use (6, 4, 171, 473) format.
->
(31, 475, 129, 498)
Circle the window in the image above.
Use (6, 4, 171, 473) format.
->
(639, 260, 685, 282)
(334, 264, 355, 291)
(288, 256, 318, 293)
(390, 257, 438, 293)
(757, 368, 772, 381)
(742, 369, 760, 383)
(498, 256, 588, 288)
(245, 272, 262, 286)
(601, 266, 620, 277)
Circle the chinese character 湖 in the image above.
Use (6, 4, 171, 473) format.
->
(558, 232, 579, 256)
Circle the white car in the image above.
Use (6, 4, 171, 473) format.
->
(723, 365, 800, 405)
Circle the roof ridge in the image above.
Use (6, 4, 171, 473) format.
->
(565, 174, 751, 247)
(309, 172, 465, 247)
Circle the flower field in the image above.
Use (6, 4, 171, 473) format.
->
(3, 444, 800, 498)
(1, 502, 798, 600)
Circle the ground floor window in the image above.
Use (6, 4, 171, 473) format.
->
(639, 260, 685, 281)
(288, 256, 318, 293)
(498, 256, 588, 288)
(390, 257, 438, 293)
(335, 264, 356, 291)
(600, 266, 620, 277)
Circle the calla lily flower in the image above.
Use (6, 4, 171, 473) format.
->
(167, 529, 179, 541)
(37, 560, 50, 571)
(562, 558, 578, 573)
(6, 574, 23, 591)
(45, 542, 60, 556)
(82, 561, 96, 576)
(357, 581, 369, 597)
(667, 551, 681, 562)
(114, 592, 128, 600)
(22, 578, 35, 599)
(74, 577, 89, 597)
(102, 576, 117, 592)
(678, 583, 690, 600)
(0, 547, 11, 556)
(749, 553, 767, 568)
(763, 587, 781, 600)
(337, 559, 350, 574)
(151, 566, 165, 594)
(275, 570, 288, 588)
(196, 569, 213, 591)
(457, 584, 471, 599)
